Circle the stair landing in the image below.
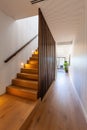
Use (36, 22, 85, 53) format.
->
(0, 94, 40, 130)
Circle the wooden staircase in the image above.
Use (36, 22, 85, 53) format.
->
(6, 49, 39, 101)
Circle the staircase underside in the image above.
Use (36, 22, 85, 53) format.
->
(0, 94, 40, 130)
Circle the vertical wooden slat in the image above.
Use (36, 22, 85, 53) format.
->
(38, 9, 56, 99)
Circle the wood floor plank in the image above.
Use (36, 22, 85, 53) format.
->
(26, 70, 87, 130)
(0, 94, 40, 130)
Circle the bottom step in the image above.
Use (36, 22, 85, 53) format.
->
(0, 94, 41, 130)
(6, 86, 38, 101)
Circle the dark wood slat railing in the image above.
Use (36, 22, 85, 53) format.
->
(4, 35, 38, 63)
(38, 9, 55, 99)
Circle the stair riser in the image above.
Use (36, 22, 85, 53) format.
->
(30, 57, 38, 60)
(6, 87, 37, 101)
(21, 69, 38, 74)
(27, 60, 38, 65)
(24, 64, 38, 69)
(32, 54, 38, 57)
(17, 74, 38, 81)
(12, 80, 38, 90)
(32, 56, 38, 59)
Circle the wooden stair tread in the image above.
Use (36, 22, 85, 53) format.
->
(29, 58, 38, 61)
(30, 57, 38, 60)
(12, 78, 38, 90)
(7, 85, 38, 100)
(29, 60, 38, 62)
(7, 85, 38, 93)
(32, 54, 38, 57)
(27, 60, 38, 65)
(21, 68, 38, 71)
(17, 73, 38, 80)
(32, 55, 38, 58)
(24, 64, 38, 69)
(21, 68, 38, 74)
(0, 94, 40, 130)
(17, 72, 38, 76)
(12, 78, 38, 84)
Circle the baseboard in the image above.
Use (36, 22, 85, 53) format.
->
(69, 73, 87, 122)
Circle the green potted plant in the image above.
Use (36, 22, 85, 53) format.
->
(64, 61, 69, 73)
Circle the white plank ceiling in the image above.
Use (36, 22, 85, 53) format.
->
(0, 0, 84, 42)
(0, 0, 38, 19)
(37, 0, 84, 42)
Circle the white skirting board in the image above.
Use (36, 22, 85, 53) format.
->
(69, 73, 87, 123)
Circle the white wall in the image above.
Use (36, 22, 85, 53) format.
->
(70, 0, 87, 120)
(56, 44, 72, 60)
(0, 10, 38, 95)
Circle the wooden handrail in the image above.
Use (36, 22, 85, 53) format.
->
(31, 0, 45, 4)
(4, 35, 38, 63)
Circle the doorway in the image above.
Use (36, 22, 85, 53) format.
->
(56, 57, 65, 69)
(56, 43, 72, 72)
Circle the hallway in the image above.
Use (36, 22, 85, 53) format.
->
(27, 70, 87, 130)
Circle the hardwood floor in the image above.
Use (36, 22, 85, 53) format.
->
(26, 69, 87, 130)
(0, 94, 40, 130)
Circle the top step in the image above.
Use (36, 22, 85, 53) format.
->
(33, 50, 38, 55)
